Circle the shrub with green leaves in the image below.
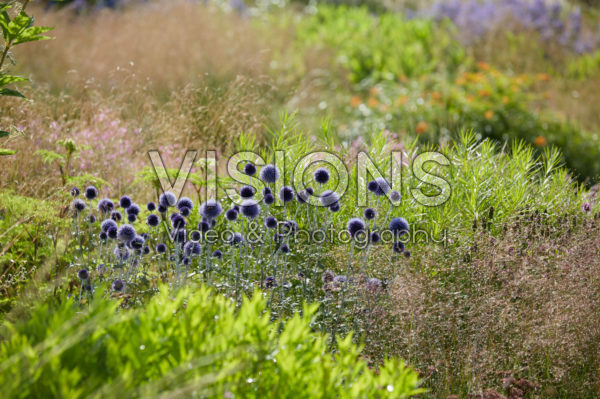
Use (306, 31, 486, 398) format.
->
(0, 0, 53, 156)
(296, 5, 465, 83)
(0, 285, 424, 398)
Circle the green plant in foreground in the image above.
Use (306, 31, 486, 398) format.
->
(0, 0, 53, 156)
(0, 285, 425, 398)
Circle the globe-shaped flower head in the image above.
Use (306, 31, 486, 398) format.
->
(127, 214, 137, 223)
(225, 208, 238, 221)
(240, 199, 260, 219)
(107, 227, 118, 239)
(263, 193, 274, 205)
(364, 207, 376, 220)
(370, 232, 381, 243)
(97, 198, 114, 214)
(244, 163, 257, 176)
(184, 241, 202, 257)
(177, 197, 194, 212)
(126, 203, 141, 216)
(390, 190, 401, 202)
(389, 217, 409, 238)
(110, 211, 122, 222)
(279, 186, 295, 203)
(314, 168, 330, 184)
(199, 199, 223, 220)
(329, 202, 340, 213)
(347, 217, 367, 238)
(146, 202, 156, 212)
(70, 187, 80, 197)
(240, 185, 255, 199)
(259, 164, 280, 184)
(147, 214, 160, 228)
(72, 199, 86, 213)
(367, 177, 391, 196)
(77, 268, 90, 280)
(159, 191, 177, 208)
(212, 250, 223, 259)
(229, 232, 244, 246)
(320, 190, 339, 207)
(156, 243, 167, 254)
(119, 195, 132, 209)
(112, 279, 125, 292)
(264, 216, 278, 229)
(101, 219, 117, 233)
(117, 224, 136, 243)
(84, 186, 98, 200)
(114, 246, 130, 261)
(170, 213, 186, 229)
(129, 235, 145, 250)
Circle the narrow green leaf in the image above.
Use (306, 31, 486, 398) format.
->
(0, 74, 27, 86)
(0, 130, 9, 138)
(13, 26, 53, 45)
(0, 148, 15, 156)
(0, 87, 25, 97)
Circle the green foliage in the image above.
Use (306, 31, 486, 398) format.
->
(567, 50, 600, 79)
(35, 139, 90, 185)
(296, 5, 465, 83)
(0, 286, 424, 398)
(0, 0, 53, 156)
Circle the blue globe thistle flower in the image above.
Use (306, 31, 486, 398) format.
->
(367, 177, 391, 196)
(84, 186, 98, 200)
(264, 216, 278, 229)
(279, 186, 295, 203)
(190, 230, 201, 241)
(390, 190, 401, 202)
(177, 197, 194, 211)
(329, 202, 340, 213)
(306, 187, 314, 195)
(99, 231, 108, 240)
(279, 244, 290, 254)
(168, 254, 176, 262)
(129, 235, 145, 250)
(72, 199, 86, 213)
(333, 275, 347, 288)
(127, 214, 137, 223)
(88, 215, 96, 223)
(364, 207, 376, 220)
(171, 228, 186, 243)
(143, 246, 150, 255)
(184, 241, 202, 257)
(147, 214, 160, 228)
(366, 277, 382, 291)
(170, 214, 187, 229)
(70, 187, 80, 197)
(179, 207, 191, 217)
(112, 279, 125, 292)
(320, 190, 339, 207)
(141, 233, 149, 240)
(156, 243, 167, 254)
(240, 199, 260, 219)
(404, 250, 411, 258)
(84, 284, 92, 292)
(259, 164, 280, 183)
(389, 217, 409, 237)
(126, 203, 141, 216)
(393, 241, 405, 254)
(114, 245, 130, 261)
(107, 226, 118, 239)
(240, 185, 255, 198)
(117, 224, 136, 243)
(212, 250, 222, 258)
(233, 204, 240, 212)
(370, 231, 381, 243)
(77, 268, 90, 280)
(264, 276, 275, 288)
(229, 232, 244, 246)
(284, 220, 299, 235)
(199, 199, 223, 219)
(244, 163, 257, 176)
(159, 191, 177, 208)
(147, 202, 156, 212)
(262, 187, 272, 196)
(263, 193, 275, 205)
(157, 204, 167, 214)
(225, 208, 238, 221)
(110, 210, 122, 222)
(321, 270, 335, 283)
(273, 233, 282, 243)
(182, 257, 191, 266)
(97, 198, 114, 214)
(119, 195, 132, 209)
(314, 168, 330, 184)
(198, 221, 210, 232)
(296, 190, 309, 204)
(347, 217, 367, 238)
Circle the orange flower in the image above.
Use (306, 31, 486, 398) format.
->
(502, 96, 510, 104)
(455, 77, 466, 85)
(431, 91, 442, 101)
(395, 96, 408, 106)
(536, 73, 550, 81)
(399, 75, 407, 83)
(369, 87, 379, 95)
(477, 61, 490, 71)
(350, 96, 361, 107)
(416, 121, 428, 134)
(367, 97, 379, 108)
(466, 94, 475, 102)
(535, 136, 547, 147)
(478, 89, 491, 98)
(484, 110, 494, 120)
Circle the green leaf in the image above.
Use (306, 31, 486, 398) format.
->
(0, 10, 10, 42)
(0, 87, 24, 97)
(13, 26, 53, 45)
(0, 74, 27, 86)
(0, 148, 15, 156)
(0, 130, 9, 138)
(7, 11, 32, 39)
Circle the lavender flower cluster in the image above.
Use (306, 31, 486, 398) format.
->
(426, 0, 600, 53)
